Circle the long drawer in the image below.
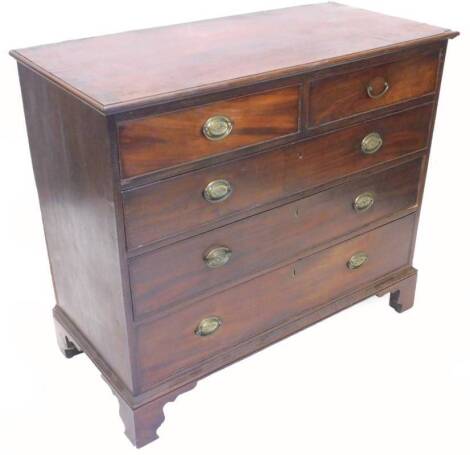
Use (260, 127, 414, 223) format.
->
(130, 158, 423, 320)
(136, 214, 416, 391)
(118, 86, 300, 179)
(123, 104, 432, 250)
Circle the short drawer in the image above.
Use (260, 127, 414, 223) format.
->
(136, 214, 415, 391)
(118, 86, 300, 179)
(123, 104, 432, 249)
(308, 50, 439, 127)
(130, 158, 422, 319)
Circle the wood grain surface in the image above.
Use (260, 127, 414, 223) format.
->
(10, 4, 456, 112)
(18, 65, 135, 390)
(136, 215, 416, 391)
(309, 50, 439, 126)
(129, 159, 422, 319)
(118, 86, 299, 177)
(123, 104, 433, 249)
(12, 3, 456, 447)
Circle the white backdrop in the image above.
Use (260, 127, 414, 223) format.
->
(1, 1, 469, 454)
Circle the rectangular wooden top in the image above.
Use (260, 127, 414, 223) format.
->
(10, 3, 457, 114)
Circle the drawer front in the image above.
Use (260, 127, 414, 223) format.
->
(308, 51, 439, 127)
(130, 158, 422, 319)
(137, 215, 415, 391)
(118, 86, 300, 178)
(123, 104, 432, 249)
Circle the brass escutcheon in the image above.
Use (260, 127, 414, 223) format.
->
(203, 179, 232, 203)
(202, 115, 233, 141)
(353, 192, 375, 213)
(361, 132, 383, 155)
(203, 246, 232, 268)
(195, 316, 222, 336)
(347, 252, 368, 270)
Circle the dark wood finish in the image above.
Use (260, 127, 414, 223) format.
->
(124, 104, 432, 249)
(309, 50, 439, 127)
(10, 4, 456, 113)
(130, 159, 422, 319)
(377, 269, 418, 313)
(11, 4, 456, 449)
(115, 381, 197, 448)
(114, 44, 445, 188)
(137, 215, 415, 391)
(118, 86, 300, 178)
(54, 318, 83, 359)
(53, 265, 418, 406)
(18, 65, 135, 391)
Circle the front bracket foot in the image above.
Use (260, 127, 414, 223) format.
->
(115, 381, 197, 448)
(377, 268, 417, 313)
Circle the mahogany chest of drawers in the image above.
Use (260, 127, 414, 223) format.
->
(11, 3, 457, 448)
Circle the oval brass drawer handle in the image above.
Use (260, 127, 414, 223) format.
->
(347, 252, 368, 270)
(202, 115, 233, 141)
(353, 192, 375, 213)
(361, 132, 383, 155)
(204, 246, 232, 268)
(203, 179, 233, 203)
(195, 316, 222, 336)
(366, 80, 390, 99)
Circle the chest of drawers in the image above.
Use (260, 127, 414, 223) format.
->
(11, 3, 457, 448)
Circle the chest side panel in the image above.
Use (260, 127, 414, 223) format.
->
(18, 65, 135, 391)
